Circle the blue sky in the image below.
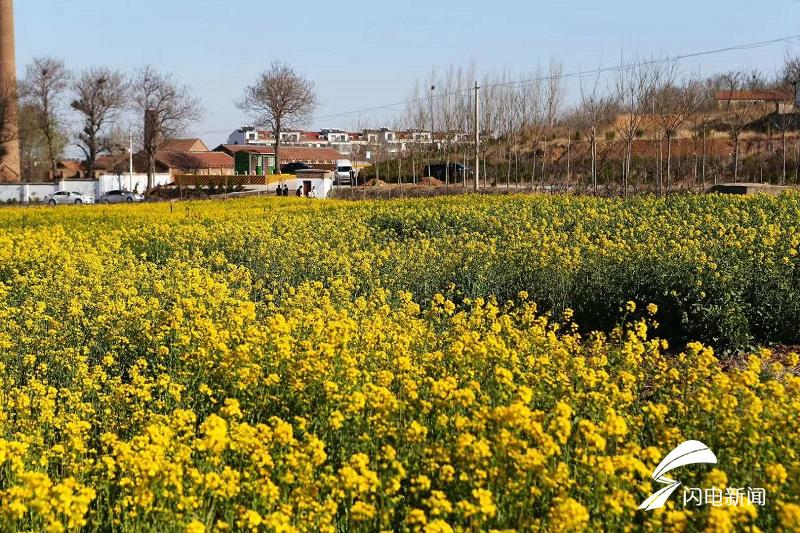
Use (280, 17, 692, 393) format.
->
(16, 0, 800, 147)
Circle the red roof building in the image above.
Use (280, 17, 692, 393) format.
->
(215, 144, 343, 164)
(159, 138, 210, 152)
(715, 90, 794, 114)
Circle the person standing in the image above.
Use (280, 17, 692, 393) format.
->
(275, 183, 282, 196)
(282, 184, 289, 196)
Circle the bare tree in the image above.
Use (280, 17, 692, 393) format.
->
(71, 68, 128, 179)
(688, 94, 713, 189)
(777, 51, 800, 89)
(771, 52, 800, 185)
(516, 67, 543, 187)
(478, 72, 499, 187)
(541, 61, 565, 186)
(652, 63, 703, 193)
(20, 57, 70, 174)
(578, 72, 613, 194)
(613, 59, 655, 196)
(404, 82, 430, 184)
(717, 71, 761, 182)
(132, 66, 203, 189)
(237, 62, 317, 172)
(767, 112, 797, 186)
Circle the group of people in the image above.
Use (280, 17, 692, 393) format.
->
(275, 184, 316, 198)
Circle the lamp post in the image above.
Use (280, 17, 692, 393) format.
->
(128, 125, 134, 192)
(429, 85, 435, 180)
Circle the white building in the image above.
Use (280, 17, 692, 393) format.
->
(224, 125, 465, 162)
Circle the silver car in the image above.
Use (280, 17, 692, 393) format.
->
(99, 190, 145, 204)
(44, 191, 95, 206)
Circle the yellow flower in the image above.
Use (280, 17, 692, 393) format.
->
(779, 503, 800, 531)
(185, 520, 205, 533)
(200, 414, 228, 454)
(350, 501, 376, 522)
(547, 497, 589, 532)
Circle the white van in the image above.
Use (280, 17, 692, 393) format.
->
(334, 159, 355, 185)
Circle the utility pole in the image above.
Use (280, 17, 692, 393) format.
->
(429, 85, 435, 180)
(129, 127, 134, 191)
(474, 81, 480, 192)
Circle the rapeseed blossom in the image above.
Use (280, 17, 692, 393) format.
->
(0, 195, 796, 530)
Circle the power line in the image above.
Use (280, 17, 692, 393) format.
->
(312, 33, 800, 122)
(191, 33, 800, 137)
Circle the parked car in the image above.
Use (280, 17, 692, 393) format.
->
(423, 163, 473, 182)
(99, 190, 145, 204)
(43, 191, 95, 206)
(334, 159, 355, 185)
(280, 162, 312, 174)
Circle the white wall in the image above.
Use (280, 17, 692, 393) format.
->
(257, 177, 334, 199)
(227, 129, 246, 145)
(96, 173, 171, 195)
(0, 183, 60, 204)
(0, 173, 173, 204)
(0, 183, 25, 203)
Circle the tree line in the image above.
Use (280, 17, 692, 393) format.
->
(361, 53, 800, 195)
(15, 59, 203, 188)
(12, 58, 318, 188)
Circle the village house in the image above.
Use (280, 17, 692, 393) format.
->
(225, 125, 467, 160)
(715, 90, 795, 114)
(214, 144, 344, 174)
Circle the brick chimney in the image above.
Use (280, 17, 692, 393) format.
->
(0, 0, 20, 182)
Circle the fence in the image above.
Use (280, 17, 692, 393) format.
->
(172, 174, 291, 187)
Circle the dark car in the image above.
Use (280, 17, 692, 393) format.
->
(281, 162, 312, 174)
(423, 163, 473, 182)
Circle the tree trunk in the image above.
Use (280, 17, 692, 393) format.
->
(541, 144, 547, 189)
(506, 146, 511, 188)
(625, 140, 633, 198)
(273, 123, 282, 174)
(666, 134, 673, 194)
(566, 134, 571, 189)
(147, 149, 156, 190)
(782, 129, 787, 186)
(463, 147, 467, 188)
(591, 131, 597, 195)
(657, 136, 663, 196)
(702, 127, 707, 187)
(88, 139, 97, 181)
(398, 156, 402, 193)
(445, 149, 450, 188)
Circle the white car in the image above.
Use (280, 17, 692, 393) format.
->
(334, 159, 355, 185)
(43, 191, 95, 206)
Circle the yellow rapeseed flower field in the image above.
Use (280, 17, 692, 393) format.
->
(0, 194, 797, 532)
